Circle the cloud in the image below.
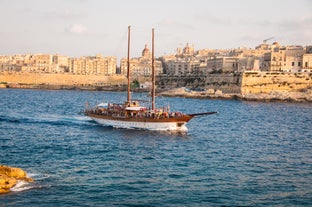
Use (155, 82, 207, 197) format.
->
(66, 24, 87, 35)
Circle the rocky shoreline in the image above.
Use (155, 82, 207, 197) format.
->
(0, 165, 34, 194)
(1, 83, 312, 103)
(159, 87, 312, 103)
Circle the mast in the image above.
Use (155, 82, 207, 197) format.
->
(151, 28, 155, 110)
(127, 25, 131, 102)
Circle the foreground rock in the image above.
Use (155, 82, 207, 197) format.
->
(0, 165, 34, 194)
(159, 87, 312, 103)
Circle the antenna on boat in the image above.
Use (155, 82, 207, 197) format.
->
(151, 28, 155, 110)
(127, 25, 131, 103)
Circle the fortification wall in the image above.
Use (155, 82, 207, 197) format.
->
(0, 71, 127, 87)
(241, 72, 312, 94)
(1, 71, 311, 98)
(157, 73, 241, 93)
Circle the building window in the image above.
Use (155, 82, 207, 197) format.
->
(298, 62, 301, 67)
(292, 62, 295, 66)
(305, 62, 308, 67)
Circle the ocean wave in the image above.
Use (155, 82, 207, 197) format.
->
(10, 173, 51, 193)
(27, 173, 50, 181)
(0, 115, 21, 123)
(10, 180, 35, 192)
(0, 114, 95, 127)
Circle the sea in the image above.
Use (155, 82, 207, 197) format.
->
(0, 89, 311, 206)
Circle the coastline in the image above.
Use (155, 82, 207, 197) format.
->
(1, 71, 311, 103)
(0, 82, 150, 92)
(1, 83, 311, 103)
(158, 87, 312, 103)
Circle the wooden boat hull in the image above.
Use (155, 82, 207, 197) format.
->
(86, 113, 193, 131)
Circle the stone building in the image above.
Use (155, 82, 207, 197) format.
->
(162, 43, 258, 76)
(238, 56, 259, 72)
(120, 44, 163, 77)
(53, 55, 69, 72)
(302, 54, 312, 72)
(262, 45, 306, 72)
(20, 54, 57, 73)
(165, 58, 201, 76)
(1, 41, 311, 78)
(163, 43, 203, 76)
(69, 55, 116, 75)
(206, 57, 239, 74)
(0, 53, 116, 75)
(302, 46, 312, 72)
(0, 55, 18, 71)
(175, 43, 195, 58)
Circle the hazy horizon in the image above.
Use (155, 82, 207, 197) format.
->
(0, 0, 311, 58)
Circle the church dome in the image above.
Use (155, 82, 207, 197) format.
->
(183, 43, 194, 55)
(142, 44, 151, 57)
(272, 41, 280, 46)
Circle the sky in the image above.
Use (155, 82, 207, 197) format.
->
(0, 0, 311, 59)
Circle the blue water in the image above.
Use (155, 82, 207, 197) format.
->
(0, 89, 311, 206)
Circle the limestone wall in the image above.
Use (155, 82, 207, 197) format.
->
(1, 71, 311, 97)
(241, 72, 312, 94)
(0, 71, 127, 87)
(204, 73, 241, 93)
(157, 73, 241, 93)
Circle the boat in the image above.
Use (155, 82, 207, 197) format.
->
(85, 26, 217, 132)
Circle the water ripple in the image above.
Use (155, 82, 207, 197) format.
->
(0, 89, 311, 206)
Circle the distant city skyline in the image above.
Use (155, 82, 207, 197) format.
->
(0, 0, 311, 58)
